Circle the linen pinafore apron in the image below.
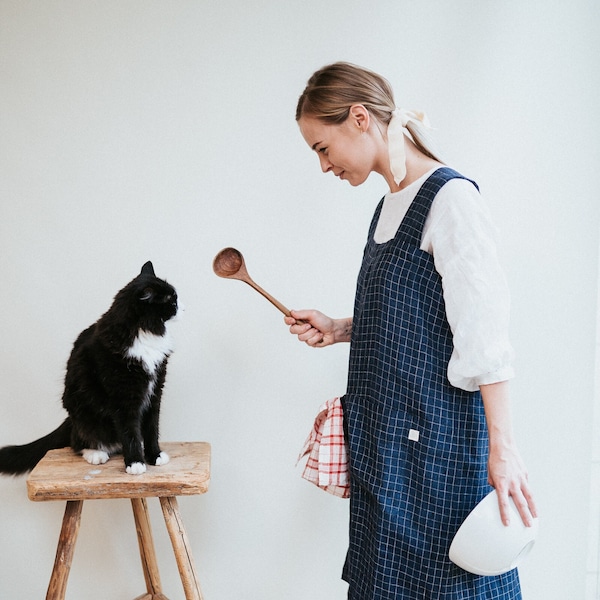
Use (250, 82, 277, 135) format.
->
(341, 168, 522, 599)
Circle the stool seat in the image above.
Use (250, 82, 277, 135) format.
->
(27, 442, 211, 600)
(28, 441, 210, 501)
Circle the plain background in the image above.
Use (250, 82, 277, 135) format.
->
(1, 1, 599, 598)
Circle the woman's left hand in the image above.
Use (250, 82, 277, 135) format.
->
(480, 381, 539, 527)
(487, 439, 538, 527)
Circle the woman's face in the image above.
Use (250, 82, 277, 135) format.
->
(298, 112, 376, 187)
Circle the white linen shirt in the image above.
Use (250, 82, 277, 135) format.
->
(373, 168, 515, 392)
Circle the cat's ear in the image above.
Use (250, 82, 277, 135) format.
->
(141, 261, 155, 277)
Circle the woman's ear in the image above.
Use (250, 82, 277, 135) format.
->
(348, 104, 370, 133)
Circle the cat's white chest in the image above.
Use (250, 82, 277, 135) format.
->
(126, 328, 173, 375)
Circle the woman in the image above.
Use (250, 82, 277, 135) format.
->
(286, 62, 537, 599)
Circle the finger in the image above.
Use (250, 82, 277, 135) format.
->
(509, 488, 535, 527)
(290, 309, 313, 322)
(297, 325, 316, 340)
(494, 487, 512, 527)
(511, 481, 538, 527)
(307, 332, 325, 347)
(302, 328, 321, 343)
(290, 323, 309, 336)
(523, 489, 539, 519)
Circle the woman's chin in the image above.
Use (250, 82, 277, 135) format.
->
(345, 174, 368, 187)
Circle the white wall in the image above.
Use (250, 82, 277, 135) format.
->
(588, 245, 600, 598)
(0, 2, 598, 598)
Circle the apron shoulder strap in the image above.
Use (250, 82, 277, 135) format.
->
(398, 167, 479, 246)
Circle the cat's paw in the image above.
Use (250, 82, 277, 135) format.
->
(126, 462, 147, 475)
(82, 449, 109, 465)
(154, 451, 170, 466)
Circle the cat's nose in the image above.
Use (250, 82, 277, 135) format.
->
(173, 301, 185, 321)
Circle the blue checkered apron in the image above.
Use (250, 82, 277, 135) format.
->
(341, 168, 522, 599)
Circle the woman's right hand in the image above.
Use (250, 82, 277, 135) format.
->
(285, 309, 349, 347)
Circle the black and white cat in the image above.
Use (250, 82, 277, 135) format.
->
(0, 261, 179, 476)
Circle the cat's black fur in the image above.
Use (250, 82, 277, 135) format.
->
(0, 261, 178, 476)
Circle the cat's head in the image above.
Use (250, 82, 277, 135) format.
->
(110, 262, 179, 334)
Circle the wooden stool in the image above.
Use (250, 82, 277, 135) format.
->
(27, 441, 211, 600)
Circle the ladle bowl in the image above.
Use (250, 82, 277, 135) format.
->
(213, 247, 244, 278)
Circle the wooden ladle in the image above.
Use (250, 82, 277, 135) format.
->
(212, 247, 294, 318)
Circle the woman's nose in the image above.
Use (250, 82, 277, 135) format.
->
(318, 153, 333, 173)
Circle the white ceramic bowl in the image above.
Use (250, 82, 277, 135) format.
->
(449, 489, 539, 576)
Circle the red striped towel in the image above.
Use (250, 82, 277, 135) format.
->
(297, 397, 349, 498)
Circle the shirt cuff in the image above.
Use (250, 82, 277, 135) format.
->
(448, 365, 515, 393)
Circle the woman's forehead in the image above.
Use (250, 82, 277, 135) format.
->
(298, 116, 335, 148)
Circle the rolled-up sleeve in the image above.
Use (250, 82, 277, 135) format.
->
(421, 178, 515, 392)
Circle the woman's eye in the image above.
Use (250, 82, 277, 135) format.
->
(318, 147, 328, 155)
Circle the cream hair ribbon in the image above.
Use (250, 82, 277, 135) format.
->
(388, 108, 432, 185)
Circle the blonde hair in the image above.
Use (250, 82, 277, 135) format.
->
(296, 62, 441, 162)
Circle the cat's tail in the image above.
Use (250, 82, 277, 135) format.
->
(0, 418, 72, 476)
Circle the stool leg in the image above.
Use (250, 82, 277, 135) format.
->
(46, 500, 83, 600)
(159, 496, 204, 600)
(131, 497, 172, 600)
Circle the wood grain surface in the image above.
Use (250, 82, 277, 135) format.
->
(27, 442, 211, 501)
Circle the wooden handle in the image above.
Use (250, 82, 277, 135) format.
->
(243, 279, 292, 317)
(246, 281, 307, 325)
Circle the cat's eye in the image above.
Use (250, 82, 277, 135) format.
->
(160, 294, 177, 306)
